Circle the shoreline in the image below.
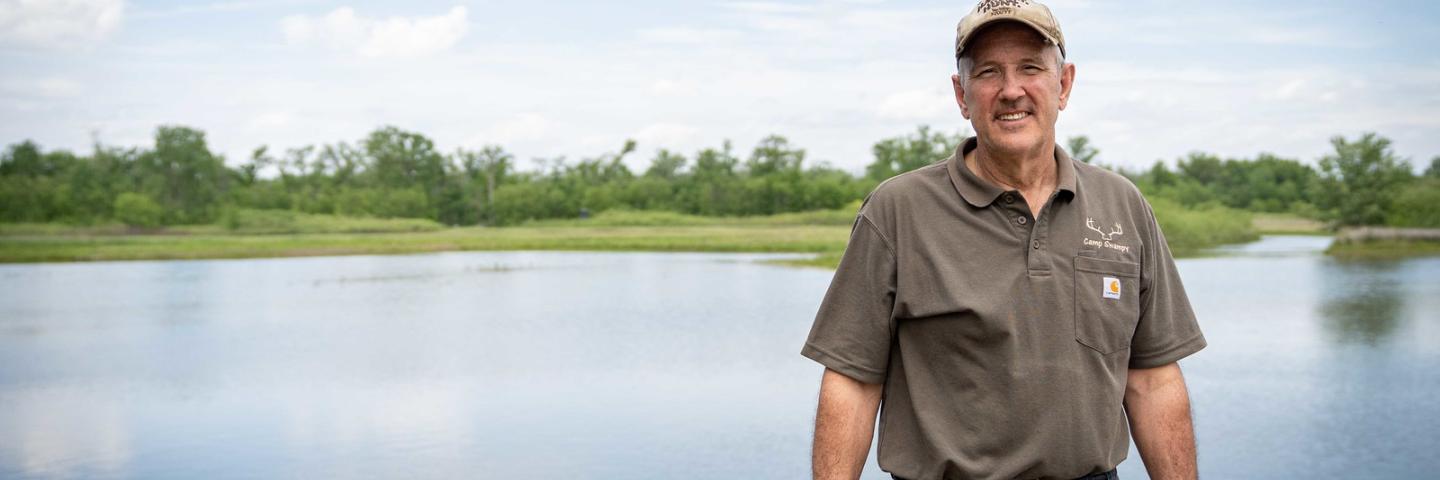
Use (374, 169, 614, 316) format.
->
(0, 224, 852, 264)
(7, 215, 1433, 267)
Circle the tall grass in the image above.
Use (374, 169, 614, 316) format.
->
(213, 208, 443, 234)
(521, 200, 862, 228)
(1, 199, 1265, 264)
(1149, 197, 1258, 254)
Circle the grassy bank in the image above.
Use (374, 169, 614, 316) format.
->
(1325, 227, 1440, 259)
(0, 224, 852, 263)
(1327, 240, 1440, 259)
(1251, 213, 1327, 235)
(1, 199, 1260, 266)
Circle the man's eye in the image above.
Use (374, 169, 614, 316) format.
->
(1023, 65, 1042, 72)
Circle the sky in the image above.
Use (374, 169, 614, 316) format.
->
(2, 0, 1439, 174)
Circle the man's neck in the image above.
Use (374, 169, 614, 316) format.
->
(965, 140, 1058, 216)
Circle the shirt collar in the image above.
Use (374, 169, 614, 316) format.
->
(946, 136, 1078, 208)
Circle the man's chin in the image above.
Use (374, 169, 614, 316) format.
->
(980, 132, 1046, 158)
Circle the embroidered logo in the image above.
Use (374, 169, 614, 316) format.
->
(1082, 217, 1132, 254)
(1103, 277, 1121, 300)
(977, 0, 1031, 15)
(1085, 217, 1123, 240)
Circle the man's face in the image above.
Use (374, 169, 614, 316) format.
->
(952, 22, 1075, 158)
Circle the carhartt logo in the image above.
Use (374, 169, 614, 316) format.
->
(1103, 277, 1121, 300)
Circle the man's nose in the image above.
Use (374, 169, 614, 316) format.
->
(999, 73, 1026, 102)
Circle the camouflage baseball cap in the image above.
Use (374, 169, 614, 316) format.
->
(955, 0, 1065, 58)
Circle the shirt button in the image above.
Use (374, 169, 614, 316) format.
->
(1003, 194, 1015, 204)
(1032, 240, 1041, 249)
(1017, 217, 1028, 225)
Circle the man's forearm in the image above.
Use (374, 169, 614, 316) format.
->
(813, 368, 883, 480)
(1124, 362, 1198, 480)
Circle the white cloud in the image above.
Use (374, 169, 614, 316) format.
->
(0, 0, 124, 50)
(651, 79, 698, 96)
(717, 2, 819, 15)
(130, 0, 270, 20)
(1, 77, 84, 98)
(634, 123, 701, 150)
(281, 5, 469, 58)
(247, 111, 293, 131)
(636, 26, 743, 44)
(875, 87, 953, 121)
(479, 113, 550, 144)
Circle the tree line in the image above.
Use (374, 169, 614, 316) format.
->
(2, 125, 1437, 229)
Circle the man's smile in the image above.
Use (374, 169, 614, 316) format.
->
(995, 110, 1032, 124)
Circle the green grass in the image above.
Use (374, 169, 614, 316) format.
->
(766, 251, 845, 269)
(0, 222, 139, 236)
(520, 203, 860, 228)
(0, 210, 443, 237)
(0, 224, 853, 263)
(1326, 239, 1440, 259)
(211, 208, 444, 234)
(1149, 198, 1259, 256)
(1251, 212, 1328, 235)
(0, 199, 1262, 266)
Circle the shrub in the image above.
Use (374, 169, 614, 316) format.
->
(113, 192, 164, 228)
(1148, 196, 1257, 253)
(1387, 180, 1440, 228)
(219, 207, 442, 234)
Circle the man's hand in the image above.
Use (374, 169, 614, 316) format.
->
(813, 368, 883, 480)
(1124, 362, 1199, 480)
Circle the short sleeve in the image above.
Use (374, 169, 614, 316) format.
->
(1129, 200, 1207, 369)
(800, 213, 897, 384)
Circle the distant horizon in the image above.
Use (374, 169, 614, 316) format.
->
(3, 0, 1438, 174)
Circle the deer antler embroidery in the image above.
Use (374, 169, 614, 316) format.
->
(1085, 218, 1124, 240)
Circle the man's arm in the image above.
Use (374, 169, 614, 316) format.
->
(1124, 362, 1198, 480)
(813, 367, 883, 480)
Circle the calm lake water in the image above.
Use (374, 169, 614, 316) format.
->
(1, 236, 1437, 479)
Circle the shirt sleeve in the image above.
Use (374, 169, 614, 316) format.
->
(800, 212, 897, 384)
(1129, 200, 1208, 369)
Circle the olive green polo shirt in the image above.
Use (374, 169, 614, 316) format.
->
(801, 136, 1206, 480)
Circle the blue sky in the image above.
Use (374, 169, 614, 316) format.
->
(2, 0, 1439, 173)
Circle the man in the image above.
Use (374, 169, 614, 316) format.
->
(801, 1, 1206, 479)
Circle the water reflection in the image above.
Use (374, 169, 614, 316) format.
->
(3, 243, 1439, 479)
(0, 386, 132, 479)
(1317, 261, 1406, 346)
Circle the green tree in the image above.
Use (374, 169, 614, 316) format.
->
(1142, 161, 1177, 188)
(136, 126, 230, 224)
(1424, 156, 1440, 179)
(1317, 133, 1413, 226)
(363, 126, 447, 208)
(1, 141, 54, 177)
(454, 145, 513, 225)
(644, 149, 687, 180)
(1387, 179, 1440, 228)
(746, 135, 804, 177)
(684, 142, 741, 215)
(865, 126, 963, 182)
(1065, 135, 1099, 164)
(1175, 152, 1225, 185)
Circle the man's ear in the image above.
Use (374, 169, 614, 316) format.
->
(1058, 63, 1076, 111)
(951, 74, 970, 119)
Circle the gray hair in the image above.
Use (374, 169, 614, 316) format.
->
(955, 43, 1065, 89)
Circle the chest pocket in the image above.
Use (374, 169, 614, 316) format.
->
(1073, 256, 1141, 355)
